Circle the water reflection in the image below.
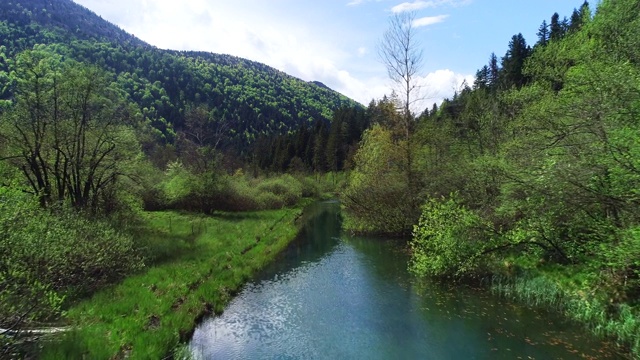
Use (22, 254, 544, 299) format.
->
(190, 201, 623, 359)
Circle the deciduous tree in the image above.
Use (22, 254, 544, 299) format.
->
(0, 50, 140, 212)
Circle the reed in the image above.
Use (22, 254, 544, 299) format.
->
(491, 270, 640, 357)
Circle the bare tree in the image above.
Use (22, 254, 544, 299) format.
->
(377, 11, 424, 194)
(378, 10, 424, 135)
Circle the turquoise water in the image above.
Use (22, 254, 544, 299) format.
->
(190, 201, 623, 359)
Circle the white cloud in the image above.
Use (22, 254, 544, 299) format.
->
(392, 1, 436, 13)
(395, 69, 474, 112)
(371, 68, 472, 112)
(347, 0, 384, 6)
(75, 0, 383, 104)
(391, 0, 472, 13)
(413, 15, 449, 27)
(72, 0, 472, 110)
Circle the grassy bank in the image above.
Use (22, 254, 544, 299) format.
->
(490, 267, 640, 358)
(40, 206, 303, 359)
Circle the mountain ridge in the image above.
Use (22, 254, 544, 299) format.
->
(0, 0, 361, 151)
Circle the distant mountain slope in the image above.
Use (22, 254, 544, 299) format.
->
(0, 0, 148, 47)
(0, 0, 361, 150)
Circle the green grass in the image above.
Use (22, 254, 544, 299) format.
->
(40, 207, 302, 359)
(491, 266, 640, 358)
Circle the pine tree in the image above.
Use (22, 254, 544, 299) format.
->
(488, 53, 500, 89)
(312, 121, 328, 173)
(325, 117, 345, 172)
(569, 8, 582, 32)
(537, 20, 549, 46)
(561, 16, 570, 33)
(501, 33, 531, 89)
(474, 65, 490, 89)
(430, 103, 438, 118)
(579, 1, 591, 22)
(550, 12, 564, 41)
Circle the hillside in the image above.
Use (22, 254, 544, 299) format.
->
(342, 0, 640, 356)
(0, 0, 148, 47)
(0, 0, 361, 151)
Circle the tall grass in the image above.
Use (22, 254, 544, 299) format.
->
(40, 207, 302, 359)
(491, 270, 640, 357)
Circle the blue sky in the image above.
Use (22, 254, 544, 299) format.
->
(73, 0, 592, 110)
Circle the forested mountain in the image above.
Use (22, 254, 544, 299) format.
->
(0, 2, 367, 353)
(0, 0, 360, 152)
(0, 0, 148, 47)
(3, 0, 640, 357)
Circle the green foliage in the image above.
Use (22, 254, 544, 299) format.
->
(39, 208, 301, 359)
(0, 187, 143, 330)
(501, 33, 531, 89)
(0, 268, 62, 357)
(410, 196, 490, 277)
(161, 161, 197, 205)
(252, 106, 369, 174)
(410, 0, 640, 271)
(0, 1, 361, 154)
(256, 174, 303, 206)
(343, 124, 415, 235)
(150, 164, 315, 213)
(0, 49, 143, 211)
(402, 1, 640, 355)
(215, 173, 306, 211)
(597, 226, 640, 299)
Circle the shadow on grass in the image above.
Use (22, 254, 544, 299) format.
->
(132, 227, 203, 266)
(211, 212, 263, 222)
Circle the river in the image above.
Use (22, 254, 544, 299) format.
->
(189, 201, 623, 359)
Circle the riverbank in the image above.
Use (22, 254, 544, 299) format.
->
(39, 206, 304, 359)
(188, 201, 622, 359)
(489, 266, 640, 358)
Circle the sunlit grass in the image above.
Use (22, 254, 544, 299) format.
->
(40, 207, 302, 359)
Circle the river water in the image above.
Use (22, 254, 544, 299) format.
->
(189, 201, 623, 359)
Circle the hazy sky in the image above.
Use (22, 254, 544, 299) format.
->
(72, 0, 588, 109)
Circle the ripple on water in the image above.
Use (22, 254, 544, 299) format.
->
(190, 204, 625, 360)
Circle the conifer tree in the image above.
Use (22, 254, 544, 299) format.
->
(488, 53, 500, 89)
(474, 65, 490, 89)
(579, 1, 591, 23)
(501, 33, 531, 89)
(550, 12, 564, 41)
(537, 20, 549, 46)
(569, 8, 582, 32)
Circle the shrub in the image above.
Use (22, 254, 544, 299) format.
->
(256, 174, 303, 207)
(147, 166, 313, 213)
(410, 195, 490, 277)
(0, 188, 144, 327)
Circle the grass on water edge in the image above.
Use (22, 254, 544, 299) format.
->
(491, 265, 640, 358)
(39, 206, 304, 359)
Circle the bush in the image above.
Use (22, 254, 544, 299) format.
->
(146, 163, 317, 213)
(410, 195, 490, 277)
(256, 174, 303, 207)
(215, 175, 261, 212)
(597, 226, 640, 301)
(0, 188, 144, 327)
(297, 175, 321, 198)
